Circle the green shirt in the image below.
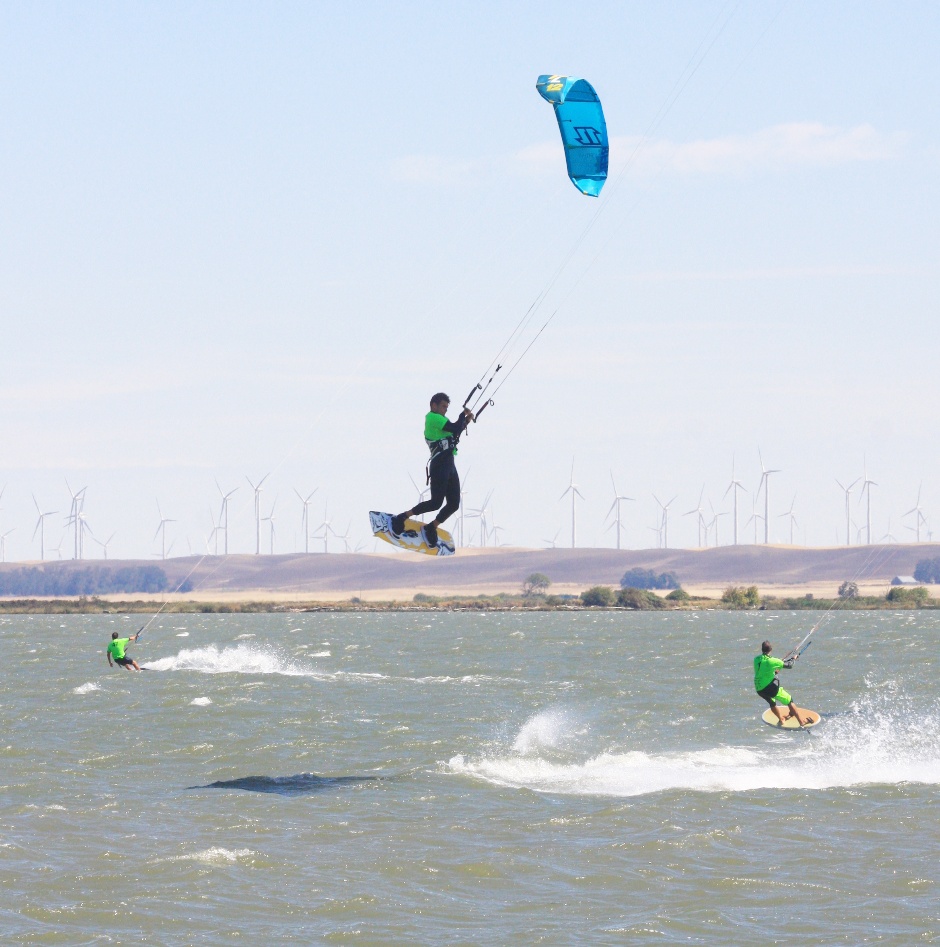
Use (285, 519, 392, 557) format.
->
(424, 411, 457, 455)
(754, 654, 783, 691)
(108, 637, 131, 660)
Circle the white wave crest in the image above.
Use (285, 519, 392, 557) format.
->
(73, 682, 101, 694)
(448, 702, 940, 798)
(168, 847, 255, 865)
(190, 697, 212, 706)
(511, 708, 577, 755)
(143, 643, 320, 677)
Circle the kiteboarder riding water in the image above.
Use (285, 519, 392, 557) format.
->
(754, 640, 811, 727)
(107, 632, 141, 671)
(391, 393, 473, 548)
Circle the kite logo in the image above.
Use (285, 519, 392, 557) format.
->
(573, 126, 603, 146)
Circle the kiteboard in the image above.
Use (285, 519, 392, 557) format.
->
(369, 511, 455, 557)
(761, 708, 821, 729)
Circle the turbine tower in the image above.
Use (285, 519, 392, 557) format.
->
(904, 485, 927, 543)
(0, 528, 14, 563)
(216, 482, 238, 555)
(683, 485, 707, 548)
(723, 457, 745, 546)
(154, 502, 176, 561)
(757, 450, 781, 544)
(559, 460, 585, 549)
(606, 471, 635, 550)
(836, 478, 860, 546)
(246, 473, 270, 555)
(859, 464, 877, 545)
(778, 494, 798, 545)
(653, 494, 677, 549)
(94, 531, 117, 560)
(294, 488, 317, 554)
(32, 494, 58, 562)
(65, 481, 88, 560)
(262, 496, 278, 555)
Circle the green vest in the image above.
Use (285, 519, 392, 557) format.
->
(754, 654, 783, 691)
(424, 411, 457, 456)
(108, 638, 130, 660)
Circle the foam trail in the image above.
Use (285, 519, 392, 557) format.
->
(143, 644, 320, 677)
(448, 700, 940, 798)
(73, 682, 100, 694)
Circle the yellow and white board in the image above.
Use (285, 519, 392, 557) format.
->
(369, 511, 455, 557)
(761, 708, 821, 729)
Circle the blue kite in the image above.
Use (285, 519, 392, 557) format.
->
(536, 74, 608, 197)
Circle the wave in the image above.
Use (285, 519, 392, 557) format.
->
(73, 682, 100, 694)
(143, 643, 322, 677)
(163, 847, 256, 865)
(447, 699, 940, 797)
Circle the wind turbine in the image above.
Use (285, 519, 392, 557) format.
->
(606, 471, 635, 550)
(94, 531, 117, 560)
(757, 450, 781, 544)
(262, 496, 278, 555)
(154, 502, 176, 561)
(903, 485, 927, 543)
(294, 487, 317, 554)
(778, 494, 798, 545)
(836, 478, 860, 546)
(32, 495, 58, 561)
(723, 457, 746, 545)
(466, 489, 494, 547)
(314, 504, 341, 553)
(745, 492, 763, 545)
(0, 528, 14, 562)
(64, 480, 87, 560)
(246, 473, 270, 555)
(559, 460, 585, 549)
(859, 461, 877, 545)
(880, 516, 898, 544)
(708, 502, 729, 547)
(683, 485, 707, 548)
(216, 481, 238, 555)
(543, 528, 561, 549)
(653, 494, 677, 549)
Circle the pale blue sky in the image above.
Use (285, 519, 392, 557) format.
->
(1, 1, 937, 560)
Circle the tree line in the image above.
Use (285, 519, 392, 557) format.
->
(0, 565, 179, 597)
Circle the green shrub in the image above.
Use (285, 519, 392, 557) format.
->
(580, 585, 614, 607)
(665, 587, 690, 602)
(886, 586, 929, 607)
(838, 581, 859, 599)
(618, 587, 666, 609)
(721, 585, 760, 608)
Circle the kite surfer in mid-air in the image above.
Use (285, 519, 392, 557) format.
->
(753, 640, 812, 727)
(390, 392, 473, 548)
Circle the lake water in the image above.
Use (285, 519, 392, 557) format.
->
(1, 609, 938, 944)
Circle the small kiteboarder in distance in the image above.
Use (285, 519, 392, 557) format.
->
(754, 640, 812, 727)
(107, 631, 141, 672)
(390, 392, 473, 548)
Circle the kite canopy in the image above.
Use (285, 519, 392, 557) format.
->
(536, 74, 608, 197)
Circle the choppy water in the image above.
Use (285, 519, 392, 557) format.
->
(1, 609, 938, 944)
